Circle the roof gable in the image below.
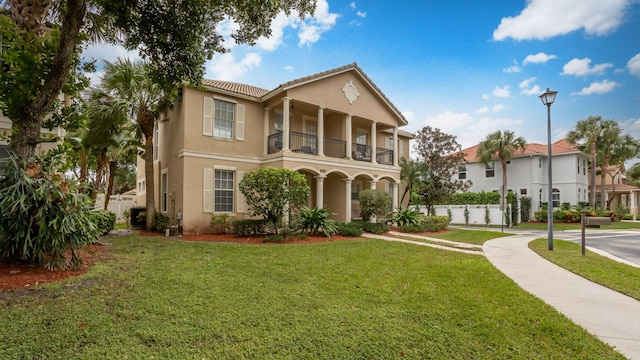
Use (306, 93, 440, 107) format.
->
(460, 139, 580, 162)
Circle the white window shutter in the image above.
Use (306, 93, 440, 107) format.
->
(236, 171, 246, 213)
(399, 139, 404, 159)
(236, 104, 245, 141)
(203, 168, 213, 213)
(203, 97, 213, 136)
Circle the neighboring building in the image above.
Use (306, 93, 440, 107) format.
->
(137, 63, 413, 233)
(595, 165, 640, 215)
(457, 139, 590, 214)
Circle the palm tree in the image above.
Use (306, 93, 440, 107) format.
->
(567, 115, 603, 207)
(88, 58, 172, 230)
(399, 157, 426, 208)
(104, 129, 139, 210)
(596, 120, 621, 210)
(477, 130, 526, 209)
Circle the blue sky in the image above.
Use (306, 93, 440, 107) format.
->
(84, 0, 640, 152)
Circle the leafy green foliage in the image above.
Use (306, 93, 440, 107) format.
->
(391, 208, 423, 227)
(91, 210, 116, 236)
(358, 189, 391, 221)
(232, 219, 271, 236)
(153, 212, 170, 232)
(296, 206, 338, 237)
(239, 167, 310, 234)
(520, 196, 532, 222)
(422, 216, 450, 232)
(210, 214, 233, 234)
(335, 222, 364, 237)
(0, 154, 99, 269)
(352, 221, 388, 234)
(450, 191, 500, 205)
(413, 126, 471, 212)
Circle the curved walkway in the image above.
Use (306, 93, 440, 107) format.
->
(484, 235, 640, 360)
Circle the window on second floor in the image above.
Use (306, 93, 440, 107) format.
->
(577, 158, 580, 174)
(214, 100, 234, 139)
(485, 162, 495, 178)
(552, 188, 560, 208)
(583, 159, 586, 175)
(458, 164, 467, 180)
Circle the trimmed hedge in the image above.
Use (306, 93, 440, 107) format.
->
(336, 223, 364, 237)
(232, 219, 271, 236)
(352, 221, 388, 234)
(91, 209, 116, 236)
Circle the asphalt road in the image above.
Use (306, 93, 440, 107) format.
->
(555, 229, 640, 266)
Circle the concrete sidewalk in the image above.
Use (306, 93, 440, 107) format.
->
(484, 236, 640, 360)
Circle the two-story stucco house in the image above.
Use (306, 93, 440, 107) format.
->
(457, 139, 590, 213)
(595, 165, 640, 215)
(137, 63, 413, 233)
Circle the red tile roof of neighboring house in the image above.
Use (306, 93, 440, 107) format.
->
(201, 79, 269, 98)
(460, 139, 580, 162)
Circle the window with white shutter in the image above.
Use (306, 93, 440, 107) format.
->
(203, 168, 214, 213)
(236, 104, 245, 141)
(203, 97, 213, 136)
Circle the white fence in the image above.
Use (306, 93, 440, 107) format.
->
(95, 194, 137, 223)
(419, 204, 517, 226)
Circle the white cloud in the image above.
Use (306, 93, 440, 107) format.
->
(402, 110, 416, 123)
(481, 94, 490, 100)
(492, 104, 506, 112)
(493, 0, 632, 41)
(503, 60, 521, 73)
(477, 105, 506, 114)
(523, 52, 556, 65)
(82, 43, 141, 64)
(255, 12, 295, 51)
(284, 65, 294, 72)
(206, 52, 262, 81)
(573, 80, 620, 95)
(561, 58, 613, 77)
(521, 85, 542, 95)
(216, 18, 241, 50)
(298, 0, 339, 46)
(476, 106, 490, 114)
(519, 77, 536, 89)
(350, 2, 356, 9)
(493, 86, 511, 98)
(356, 11, 366, 18)
(628, 53, 640, 77)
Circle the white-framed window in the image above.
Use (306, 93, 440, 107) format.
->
(583, 159, 586, 175)
(356, 128, 368, 145)
(214, 99, 234, 139)
(539, 188, 543, 207)
(458, 164, 467, 180)
(274, 110, 283, 132)
(160, 170, 168, 213)
(485, 162, 495, 178)
(153, 121, 159, 161)
(520, 188, 527, 196)
(214, 170, 234, 212)
(577, 158, 580, 174)
(387, 137, 394, 150)
(138, 178, 146, 195)
(552, 188, 560, 208)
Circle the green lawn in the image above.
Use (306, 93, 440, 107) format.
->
(428, 228, 513, 245)
(529, 238, 640, 301)
(0, 236, 624, 359)
(514, 221, 640, 231)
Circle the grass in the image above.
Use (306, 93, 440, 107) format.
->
(529, 238, 640, 301)
(0, 236, 624, 359)
(514, 221, 640, 231)
(427, 228, 513, 245)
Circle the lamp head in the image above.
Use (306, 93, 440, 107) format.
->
(539, 88, 558, 106)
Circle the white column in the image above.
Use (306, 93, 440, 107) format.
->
(344, 178, 352, 223)
(393, 127, 398, 166)
(263, 107, 270, 155)
(315, 175, 325, 208)
(370, 121, 377, 163)
(282, 97, 290, 151)
(393, 181, 400, 210)
(317, 107, 324, 156)
(631, 190, 638, 218)
(368, 179, 378, 190)
(346, 114, 352, 159)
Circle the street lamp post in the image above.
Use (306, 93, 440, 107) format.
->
(539, 88, 558, 251)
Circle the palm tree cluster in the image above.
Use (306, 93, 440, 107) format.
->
(567, 115, 640, 210)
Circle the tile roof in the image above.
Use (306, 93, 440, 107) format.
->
(201, 79, 269, 98)
(594, 184, 640, 192)
(460, 139, 580, 162)
(202, 63, 408, 125)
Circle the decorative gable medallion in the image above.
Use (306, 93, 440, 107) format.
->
(342, 80, 360, 104)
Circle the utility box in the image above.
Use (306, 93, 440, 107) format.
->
(585, 216, 612, 228)
(130, 206, 146, 229)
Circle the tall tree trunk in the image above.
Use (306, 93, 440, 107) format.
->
(138, 111, 156, 230)
(600, 156, 610, 210)
(95, 148, 107, 196)
(8, 0, 86, 164)
(104, 160, 117, 210)
(589, 141, 597, 208)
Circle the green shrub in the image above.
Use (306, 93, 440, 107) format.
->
(122, 208, 131, 227)
(464, 207, 470, 225)
(154, 212, 170, 232)
(296, 206, 338, 237)
(422, 216, 449, 232)
(352, 220, 388, 234)
(520, 196, 531, 222)
(0, 156, 99, 270)
(232, 219, 270, 236)
(358, 189, 391, 221)
(263, 234, 285, 243)
(484, 205, 491, 226)
(391, 208, 423, 227)
(614, 205, 629, 221)
(535, 210, 548, 222)
(399, 223, 426, 233)
(210, 213, 233, 234)
(623, 214, 634, 220)
(91, 209, 116, 236)
(450, 191, 500, 205)
(336, 223, 364, 237)
(552, 210, 566, 222)
(561, 202, 571, 210)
